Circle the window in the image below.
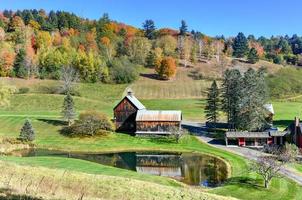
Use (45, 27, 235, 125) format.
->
(245, 138, 255, 146)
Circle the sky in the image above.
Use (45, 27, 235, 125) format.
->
(0, 0, 301, 37)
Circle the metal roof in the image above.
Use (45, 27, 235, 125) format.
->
(264, 104, 274, 115)
(226, 132, 270, 138)
(269, 131, 288, 137)
(136, 110, 182, 122)
(125, 94, 146, 110)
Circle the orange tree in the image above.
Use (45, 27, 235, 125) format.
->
(155, 56, 176, 80)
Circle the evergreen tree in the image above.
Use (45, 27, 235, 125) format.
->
(179, 20, 187, 36)
(205, 80, 220, 123)
(232, 32, 249, 58)
(19, 119, 35, 141)
(48, 10, 58, 29)
(238, 68, 268, 131)
(13, 48, 28, 78)
(143, 19, 156, 39)
(247, 48, 259, 64)
(146, 51, 157, 68)
(62, 92, 76, 126)
(221, 69, 242, 130)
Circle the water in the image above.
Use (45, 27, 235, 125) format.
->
(11, 149, 228, 187)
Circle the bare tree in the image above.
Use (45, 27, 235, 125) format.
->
(252, 155, 283, 189)
(198, 38, 203, 60)
(59, 66, 79, 94)
(252, 144, 298, 189)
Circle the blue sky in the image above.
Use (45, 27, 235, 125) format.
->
(0, 0, 301, 37)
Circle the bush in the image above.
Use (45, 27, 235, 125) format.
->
(109, 57, 139, 84)
(284, 54, 298, 65)
(62, 111, 113, 137)
(18, 87, 30, 94)
(273, 54, 283, 64)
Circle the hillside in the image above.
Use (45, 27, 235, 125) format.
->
(131, 57, 283, 99)
(0, 161, 235, 200)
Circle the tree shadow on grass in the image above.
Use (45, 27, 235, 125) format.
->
(224, 176, 264, 189)
(273, 120, 292, 129)
(37, 118, 67, 126)
(0, 188, 42, 200)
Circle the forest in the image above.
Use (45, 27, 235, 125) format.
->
(1, 9, 302, 84)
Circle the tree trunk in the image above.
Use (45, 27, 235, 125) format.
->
(264, 179, 269, 189)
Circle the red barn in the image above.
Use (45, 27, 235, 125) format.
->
(113, 90, 182, 134)
(113, 91, 146, 132)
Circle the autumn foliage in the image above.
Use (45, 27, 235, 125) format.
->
(155, 56, 177, 80)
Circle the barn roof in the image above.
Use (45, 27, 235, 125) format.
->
(136, 110, 182, 122)
(125, 95, 146, 110)
(114, 92, 146, 110)
(226, 131, 270, 138)
(264, 104, 274, 115)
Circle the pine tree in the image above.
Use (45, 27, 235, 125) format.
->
(179, 20, 187, 36)
(13, 48, 28, 78)
(205, 80, 220, 123)
(19, 119, 35, 141)
(238, 68, 268, 131)
(143, 19, 156, 39)
(146, 51, 156, 68)
(247, 48, 259, 64)
(221, 69, 242, 130)
(232, 32, 249, 58)
(62, 92, 76, 126)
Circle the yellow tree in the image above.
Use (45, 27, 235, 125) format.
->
(100, 36, 115, 62)
(155, 35, 177, 56)
(155, 56, 177, 80)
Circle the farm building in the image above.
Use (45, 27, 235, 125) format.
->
(224, 103, 289, 147)
(136, 110, 182, 135)
(113, 90, 182, 135)
(285, 117, 302, 148)
(225, 131, 287, 147)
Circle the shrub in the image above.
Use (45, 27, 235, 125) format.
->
(18, 87, 30, 94)
(62, 111, 113, 137)
(247, 48, 259, 64)
(19, 119, 35, 142)
(273, 54, 283, 64)
(284, 54, 298, 65)
(109, 57, 139, 84)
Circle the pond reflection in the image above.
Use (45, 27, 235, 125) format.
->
(11, 149, 228, 187)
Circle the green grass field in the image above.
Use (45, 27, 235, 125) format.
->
(1, 77, 302, 199)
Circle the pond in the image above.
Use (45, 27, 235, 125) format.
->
(10, 149, 228, 187)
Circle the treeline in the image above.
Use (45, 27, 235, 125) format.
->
(1, 9, 302, 84)
(205, 68, 269, 131)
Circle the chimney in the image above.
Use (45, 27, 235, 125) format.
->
(127, 89, 133, 97)
(295, 116, 300, 127)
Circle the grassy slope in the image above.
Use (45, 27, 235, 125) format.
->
(2, 135, 302, 200)
(0, 161, 233, 200)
